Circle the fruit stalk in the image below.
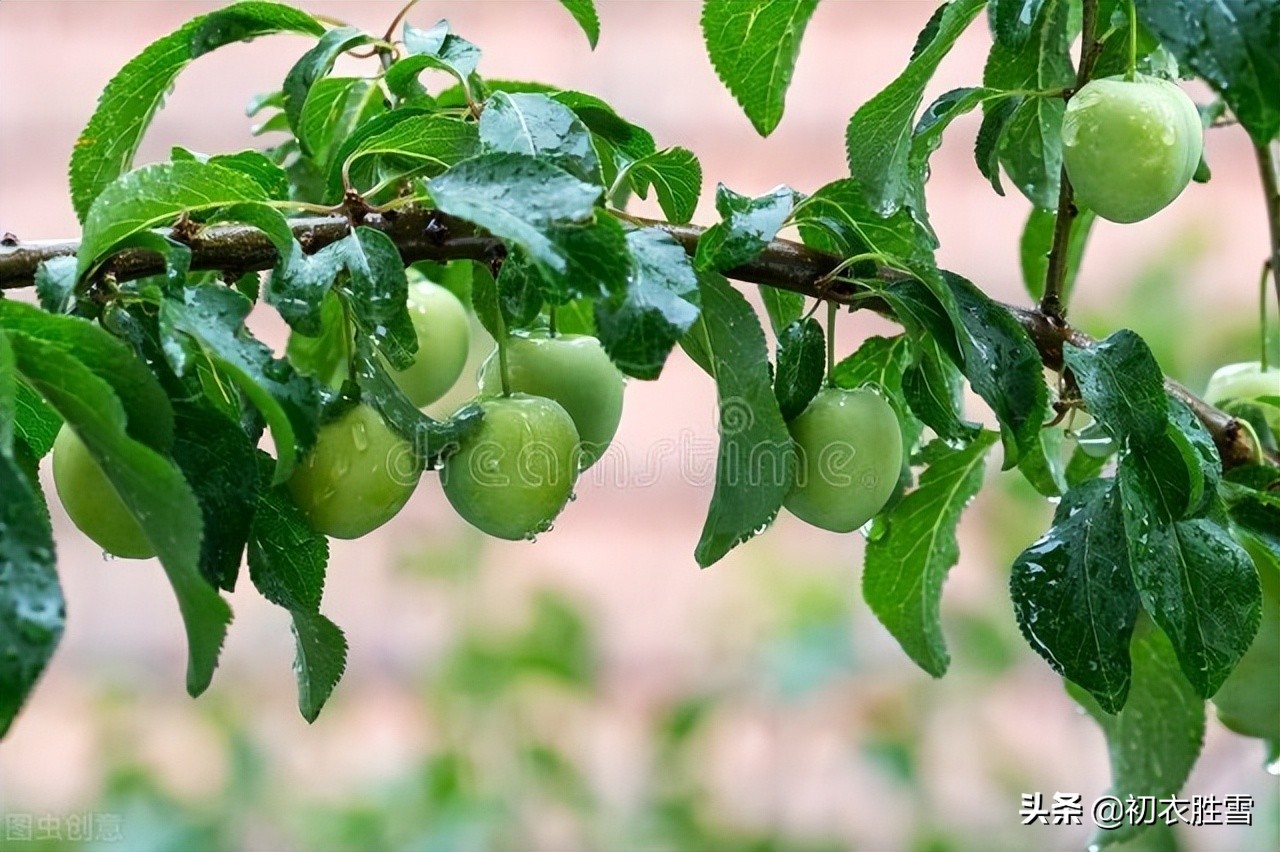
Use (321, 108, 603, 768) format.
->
(1041, 0, 1101, 320)
(1256, 141, 1280, 319)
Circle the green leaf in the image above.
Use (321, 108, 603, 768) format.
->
(863, 431, 998, 676)
(1062, 330, 1168, 445)
(845, 0, 988, 214)
(908, 87, 1003, 233)
(759, 287, 805, 335)
(171, 402, 260, 592)
(1119, 474, 1262, 698)
(34, 257, 78, 315)
(282, 26, 378, 143)
(902, 338, 978, 442)
(974, 95, 1021, 194)
(1017, 426, 1068, 497)
(77, 161, 270, 280)
(594, 227, 701, 380)
(700, 0, 820, 136)
(773, 318, 825, 422)
(494, 252, 546, 330)
(0, 300, 173, 454)
(982, 0, 1074, 207)
(552, 91, 656, 162)
(1068, 623, 1205, 848)
(0, 439, 62, 739)
(160, 284, 322, 483)
(1011, 478, 1140, 712)
(626, 147, 702, 225)
(1136, 0, 1280, 144)
(428, 152, 602, 273)
(68, 0, 323, 220)
(12, 382, 61, 461)
(247, 454, 345, 722)
(988, 0, 1050, 46)
(680, 272, 795, 567)
(696, 184, 797, 272)
(558, 0, 600, 48)
(298, 77, 387, 170)
(831, 335, 912, 394)
(480, 92, 600, 185)
(945, 271, 1048, 467)
(541, 214, 632, 304)
(172, 148, 291, 200)
(340, 114, 480, 192)
(9, 335, 228, 696)
(388, 21, 482, 99)
(326, 228, 416, 370)
(1019, 205, 1095, 301)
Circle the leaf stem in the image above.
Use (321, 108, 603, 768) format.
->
(1260, 260, 1272, 372)
(1126, 0, 1138, 80)
(548, 304, 558, 337)
(1040, 0, 1101, 321)
(825, 300, 837, 386)
(1256, 141, 1280, 354)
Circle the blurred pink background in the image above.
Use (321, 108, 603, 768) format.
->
(1, 2, 1275, 850)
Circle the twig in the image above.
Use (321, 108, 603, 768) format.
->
(0, 205, 1266, 471)
(1256, 141, 1280, 316)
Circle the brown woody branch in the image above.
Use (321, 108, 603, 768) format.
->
(0, 206, 1267, 471)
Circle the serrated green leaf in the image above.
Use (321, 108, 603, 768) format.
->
(1136, 0, 1280, 145)
(974, 95, 1021, 194)
(171, 401, 260, 592)
(298, 77, 386, 170)
(626, 147, 702, 224)
(326, 228, 416, 370)
(1210, 549, 1279, 747)
(988, 0, 1050, 46)
(10, 335, 228, 696)
(12, 382, 61, 461)
(0, 300, 174, 453)
(388, 21, 482, 100)
(907, 86, 1003, 235)
(1063, 330, 1168, 445)
(68, 0, 323, 221)
(758, 287, 805, 335)
(595, 227, 700, 380)
(1017, 426, 1068, 497)
(878, 277, 964, 368)
(902, 338, 978, 442)
(845, 0, 987, 214)
(680, 272, 794, 567)
(494, 251, 546, 330)
(282, 26, 378, 145)
(1012, 478, 1140, 711)
(340, 114, 479, 193)
(429, 152, 602, 272)
(77, 161, 270, 280)
(541, 214, 631, 304)
(982, 0, 1074, 207)
(696, 184, 796, 272)
(1068, 622, 1205, 848)
(863, 430, 998, 676)
(160, 284, 322, 483)
(945, 271, 1048, 467)
(773, 318, 825, 422)
(701, 0, 820, 136)
(171, 147, 290, 200)
(552, 91, 656, 162)
(1019, 205, 1095, 301)
(0, 448, 61, 740)
(34, 257, 78, 315)
(558, 0, 600, 48)
(480, 92, 600, 185)
(291, 610, 348, 723)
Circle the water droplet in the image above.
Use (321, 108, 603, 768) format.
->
(1266, 757, 1280, 776)
(351, 420, 369, 451)
(567, 491, 578, 503)
(524, 533, 539, 544)
(102, 552, 115, 562)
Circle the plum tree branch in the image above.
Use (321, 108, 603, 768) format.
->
(0, 205, 1268, 471)
(1040, 0, 1101, 320)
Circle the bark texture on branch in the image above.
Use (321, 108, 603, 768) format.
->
(0, 207, 1267, 471)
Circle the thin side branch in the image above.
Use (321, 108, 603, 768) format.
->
(1256, 141, 1280, 312)
(0, 206, 1267, 471)
(1041, 0, 1101, 320)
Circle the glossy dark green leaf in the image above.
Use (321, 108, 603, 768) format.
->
(1136, 0, 1280, 144)
(480, 92, 600, 185)
(945, 271, 1048, 468)
(974, 94, 1021, 194)
(1018, 426, 1068, 497)
(12, 382, 60, 461)
(1068, 622, 1205, 848)
(902, 338, 978, 442)
(388, 21, 482, 99)
(493, 252, 546, 331)
(701, 0, 820, 136)
(758, 287, 805, 335)
(541, 214, 631, 304)
(845, 0, 987, 214)
(171, 147, 290, 200)
(595, 227, 700, 380)
(552, 91, 656, 162)
(9, 334, 227, 696)
(558, 0, 600, 48)
(696, 184, 797, 272)
(1019, 205, 1095, 301)
(864, 431, 998, 677)
(68, 0, 323, 220)
(282, 26, 377, 143)
(340, 114, 479, 193)
(1062, 330, 1168, 445)
(982, 0, 1074, 207)
(34, 257, 78, 315)
(298, 77, 387, 170)
(680, 272, 794, 567)
(0, 448, 60, 740)
(291, 610, 348, 723)
(77, 161, 270, 280)
(326, 228, 416, 370)
(773, 318, 825, 422)
(626, 147, 702, 224)
(1012, 478, 1140, 712)
(907, 86, 1002, 235)
(160, 284, 322, 483)
(988, 0, 1050, 46)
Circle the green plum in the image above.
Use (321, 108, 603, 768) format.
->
(1204, 361, 1280, 435)
(1212, 546, 1279, 746)
(51, 424, 156, 559)
(441, 393, 579, 540)
(784, 387, 903, 533)
(287, 404, 421, 539)
(388, 279, 472, 407)
(1062, 74, 1203, 223)
(478, 332, 624, 469)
